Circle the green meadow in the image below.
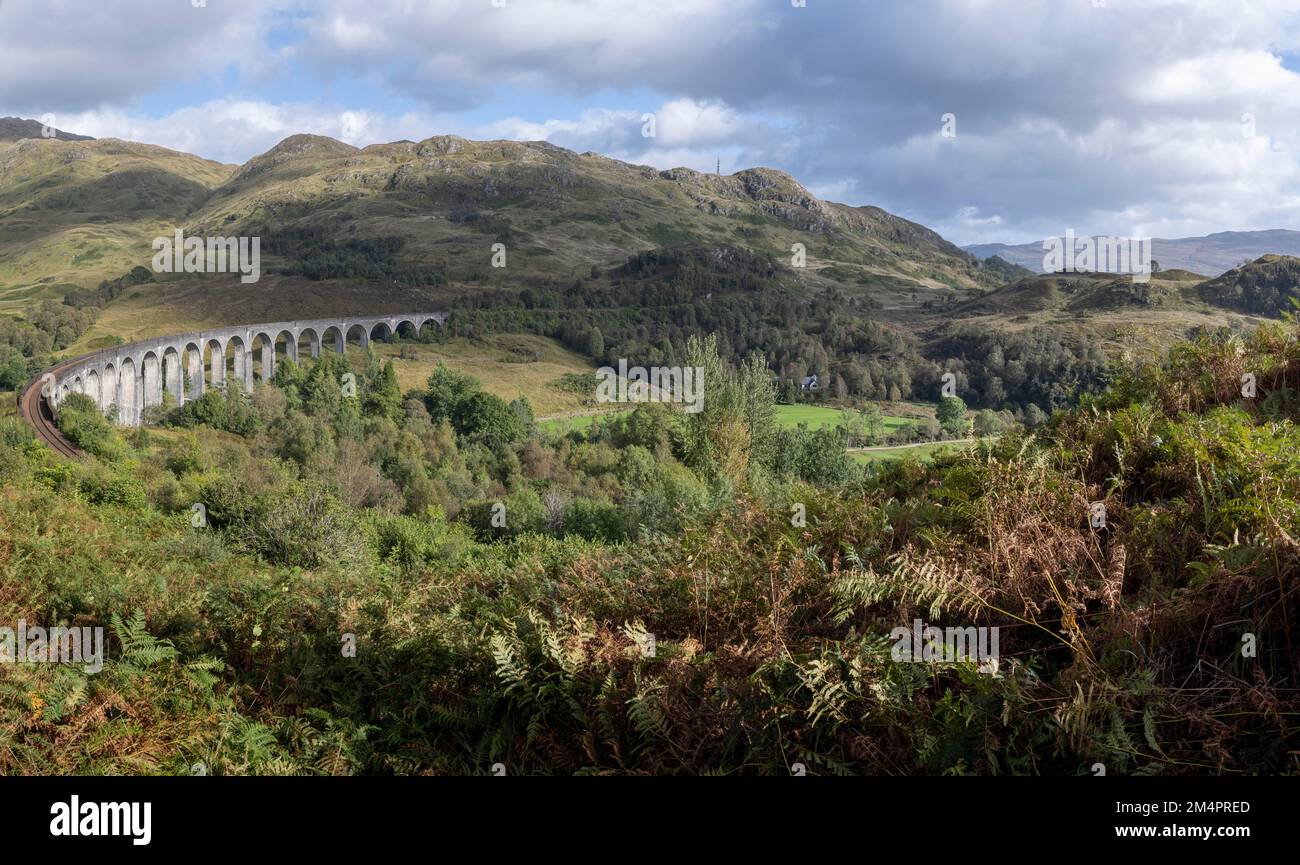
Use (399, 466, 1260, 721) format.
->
(539, 402, 926, 436)
(851, 441, 966, 464)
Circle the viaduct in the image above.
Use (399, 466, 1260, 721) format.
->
(19, 312, 449, 450)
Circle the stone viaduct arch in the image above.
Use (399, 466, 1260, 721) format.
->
(33, 312, 448, 428)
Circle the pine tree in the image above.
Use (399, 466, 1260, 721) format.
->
(364, 360, 403, 421)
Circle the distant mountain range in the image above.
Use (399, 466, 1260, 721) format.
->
(965, 230, 1300, 278)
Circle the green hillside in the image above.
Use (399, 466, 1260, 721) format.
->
(0, 129, 1002, 321)
(1198, 254, 1300, 316)
(0, 136, 234, 308)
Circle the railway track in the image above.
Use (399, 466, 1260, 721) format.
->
(17, 359, 86, 459)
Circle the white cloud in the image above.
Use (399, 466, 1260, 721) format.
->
(40, 96, 757, 174)
(50, 100, 463, 165)
(0, 0, 277, 113)
(808, 178, 859, 203)
(480, 98, 761, 171)
(4, 0, 1300, 243)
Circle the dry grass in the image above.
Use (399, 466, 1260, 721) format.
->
(365, 334, 594, 416)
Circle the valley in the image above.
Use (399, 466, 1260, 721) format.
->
(4, 0, 1300, 791)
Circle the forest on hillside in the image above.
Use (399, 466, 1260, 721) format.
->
(452, 245, 1113, 420)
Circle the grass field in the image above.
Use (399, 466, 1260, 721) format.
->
(851, 441, 964, 464)
(770, 403, 918, 434)
(536, 411, 612, 434)
(537, 402, 932, 435)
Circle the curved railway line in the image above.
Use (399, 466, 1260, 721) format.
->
(18, 357, 86, 459)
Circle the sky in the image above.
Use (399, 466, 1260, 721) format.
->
(2, 0, 1299, 246)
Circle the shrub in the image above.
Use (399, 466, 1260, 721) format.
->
(56, 393, 124, 460)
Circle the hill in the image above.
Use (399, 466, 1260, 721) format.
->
(0, 123, 1000, 318)
(914, 265, 1275, 411)
(206, 134, 996, 300)
(1196, 254, 1300, 316)
(952, 268, 1207, 317)
(966, 229, 1300, 278)
(976, 254, 1036, 284)
(0, 135, 235, 308)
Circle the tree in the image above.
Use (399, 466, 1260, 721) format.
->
(859, 403, 886, 445)
(275, 410, 335, 466)
(680, 333, 732, 477)
(509, 395, 535, 433)
(364, 360, 403, 421)
(681, 335, 775, 482)
(587, 326, 606, 361)
(937, 395, 969, 436)
(769, 425, 857, 485)
(1024, 403, 1048, 428)
(454, 391, 526, 450)
(619, 403, 673, 453)
(300, 353, 347, 418)
(424, 364, 481, 425)
(56, 392, 123, 459)
(973, 409, 1004, 437)
(860, 368, 875, 398)
(0, 346, 29, 391)
(778, 378, 798, 405)
(738, 351, 777, 469)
